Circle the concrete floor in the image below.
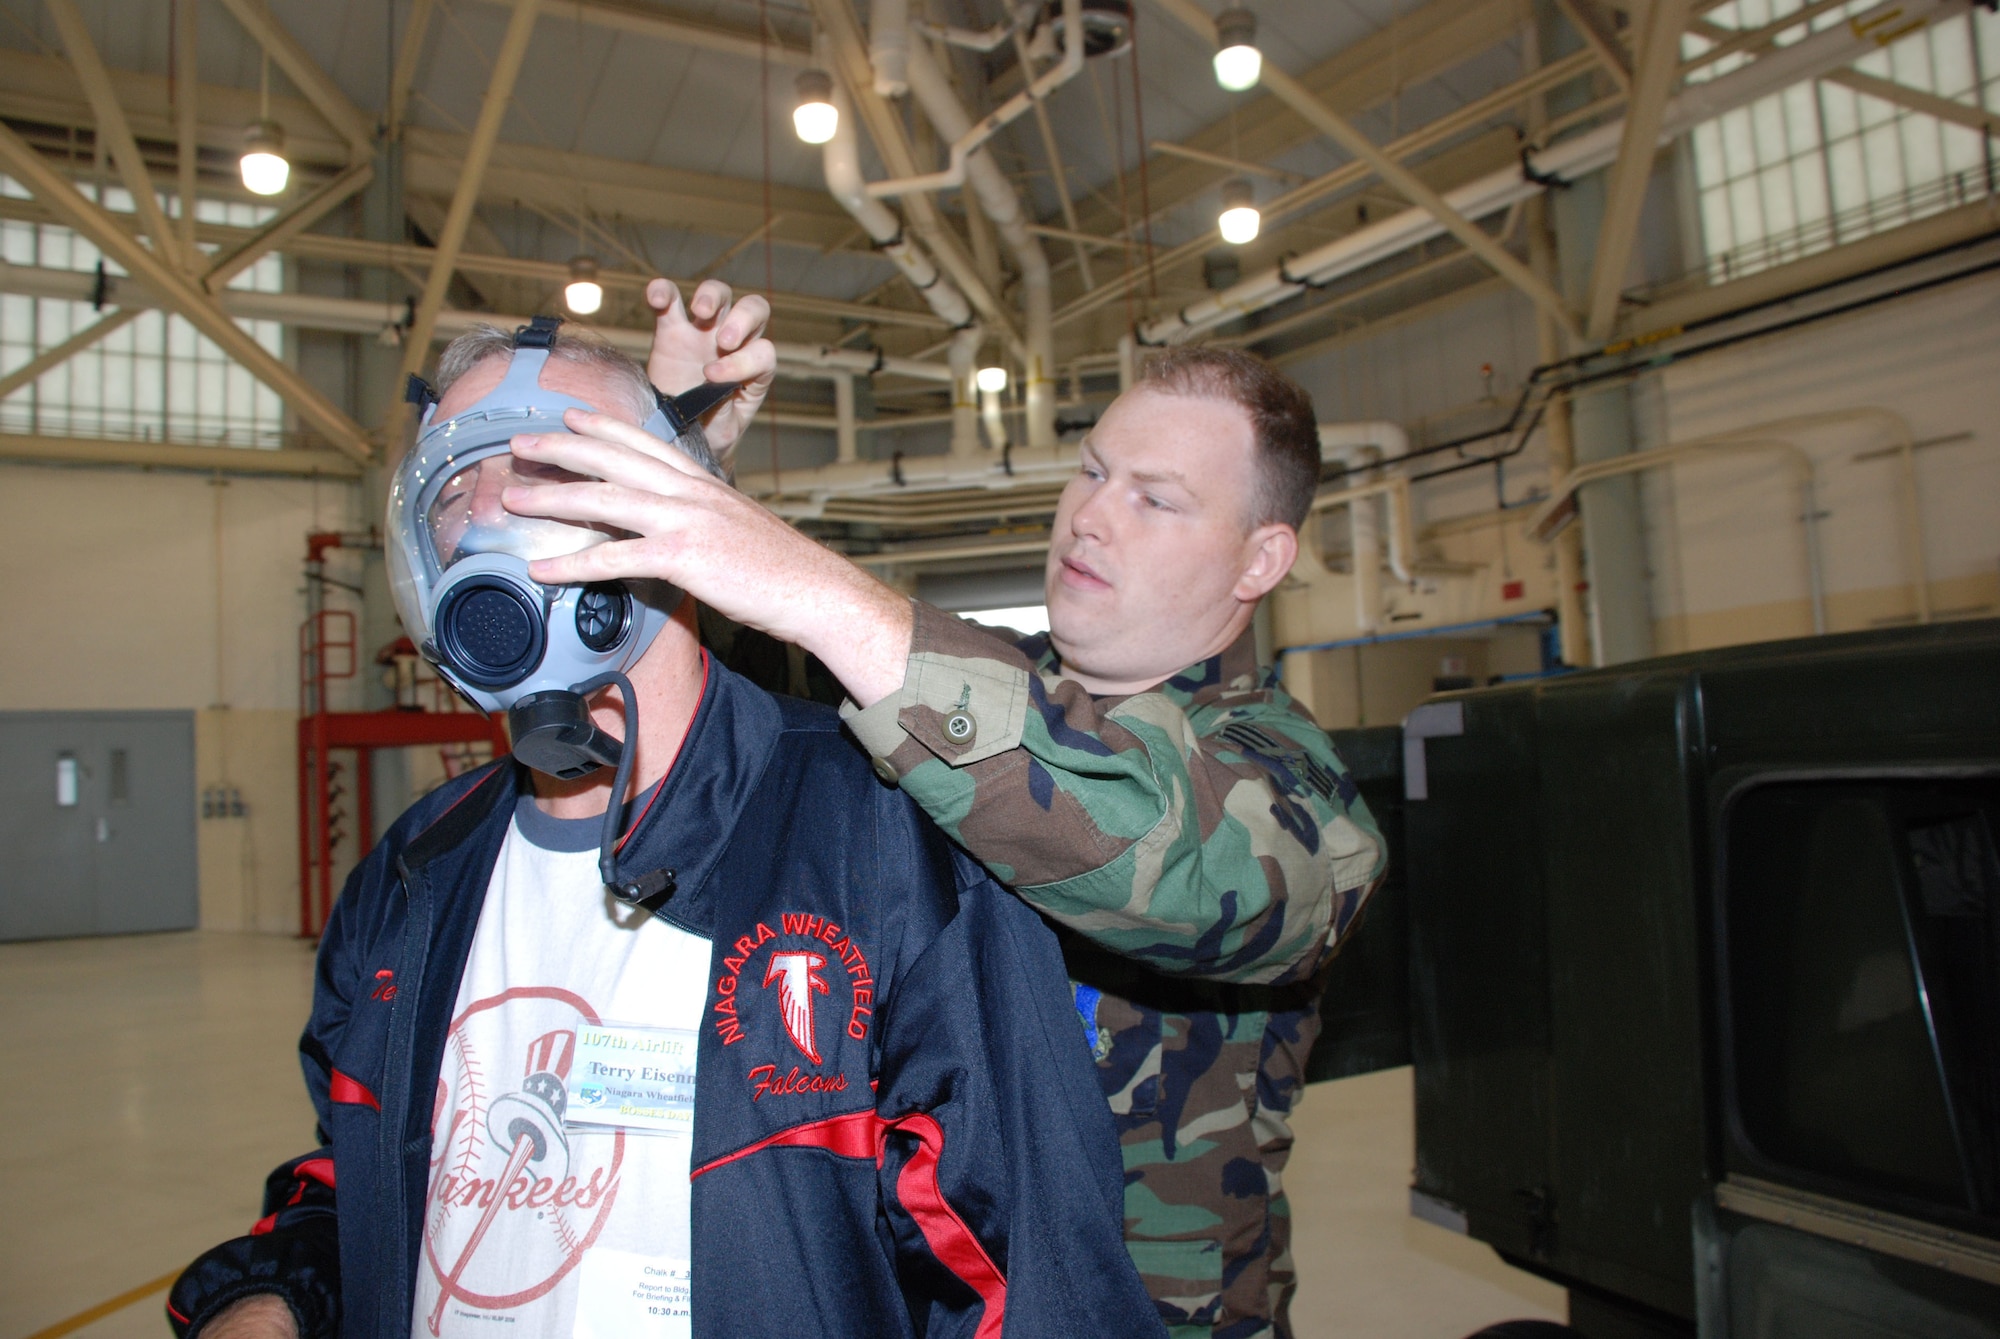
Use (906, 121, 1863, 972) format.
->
(1, 932, 1565, 1339)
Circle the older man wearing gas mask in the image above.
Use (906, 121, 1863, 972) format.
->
(167, 284, 1160, 1339)
(501, 329, 1388, 1338)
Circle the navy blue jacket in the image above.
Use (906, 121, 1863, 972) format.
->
(170, 659, 1163, 1339)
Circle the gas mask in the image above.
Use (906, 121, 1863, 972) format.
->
(386, 316, 733, 900)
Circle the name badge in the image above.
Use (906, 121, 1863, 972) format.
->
(566, 1023, 697, 1137)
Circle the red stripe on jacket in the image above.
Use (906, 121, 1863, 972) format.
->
(252, 1155, 339, 1234)
(330, 1070, 379, 1110)
(692, 1109, 1006, 1338)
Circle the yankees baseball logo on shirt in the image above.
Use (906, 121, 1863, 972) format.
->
(422, 986, 626, 1335)
(710, 913, 874, 1099)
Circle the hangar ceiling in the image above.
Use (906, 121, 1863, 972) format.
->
(0, 0, 1988, 479)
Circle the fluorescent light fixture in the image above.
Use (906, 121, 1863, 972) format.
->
(1212, 7, 1262, 92)
(793, 69, 839, 145)
(564, 255, 604, 316)
(976, 365, 1009, 394)
(239, 121, 290, 196)
(1217, 178, 1260, 245)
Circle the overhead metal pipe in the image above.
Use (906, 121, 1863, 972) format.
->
(867, 0, 1084, 200)
(869, 0, 911, 96)
(903, 27, 1061, 448)
(834, 374, 859, 464)
(948, 325, 983, 457)
(819, 65, 974, 334)
(818, 41, 982, 453)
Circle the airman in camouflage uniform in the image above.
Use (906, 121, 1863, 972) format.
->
(509, 318, 1388, 1337)
(844, 601, 1383, 1338)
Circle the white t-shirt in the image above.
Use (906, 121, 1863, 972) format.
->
(413, 791, 711, 1339)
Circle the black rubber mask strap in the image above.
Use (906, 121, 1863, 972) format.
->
(571, 670, 676, 905)
(654, 380, 741, 436)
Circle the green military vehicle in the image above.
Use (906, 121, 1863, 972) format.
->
(1312, 618, 2000, 1338)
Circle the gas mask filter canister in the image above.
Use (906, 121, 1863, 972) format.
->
(385, 316, 734, 901)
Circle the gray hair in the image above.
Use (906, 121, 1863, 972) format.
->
(433, 323, 726, 482)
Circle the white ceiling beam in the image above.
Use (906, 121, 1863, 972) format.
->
(385, 0, 437, 141)
(209, 160, 380, 297)
(0, 127, 366, 404)
(1057, 41, 1598, 329)
(474, 0, 813, 66)
(1822, 67, 2000, 138)
(1585, 0, 1695, 340)
(1073, 0, 1524, 237)
(0, 432, 363, 478)
(46, 0, 191, 273)
(1147, 140, 1308, 183)
(0, 120, 375, 461)
(0, 260, 956, 387)
(0, 49, 860, 247)
(0, 308, 141, 400)
(1145, 0, 1581, 340)
(0, 191, 944, 333)
(400, 128, 860, 247)
(398, 0, 543, 405)
(1555, 0, 1633, 91)
(174, 0, 199, 263)
(213, 0, 377, 156)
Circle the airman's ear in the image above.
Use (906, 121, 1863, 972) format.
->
(1233, 523, 1299, 603)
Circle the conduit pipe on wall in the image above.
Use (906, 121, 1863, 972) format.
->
(1528, 436, 1828, 634)
(903, 29, 1060, 449)
(1140, 0, 1964, 345)
(1315, 422, 1413, 631)
(1650, 407, 1928, 620)
(1307, 478, 1417, 581)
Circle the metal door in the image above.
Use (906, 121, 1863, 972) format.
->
(0, 712, 197, 940)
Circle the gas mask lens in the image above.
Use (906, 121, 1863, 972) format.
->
(425, 453, 616, 573)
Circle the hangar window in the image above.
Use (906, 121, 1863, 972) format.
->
(0, 176, 288, 450)
(1682, 4, 1999, 282)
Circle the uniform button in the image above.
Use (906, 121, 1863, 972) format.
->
(943, 709, 977, 745)
(872, 756, 900, 785)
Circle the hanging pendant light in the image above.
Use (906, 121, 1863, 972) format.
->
(793, 69, 839, 145)
(240, 121, 290, 195)
(975, 365, 1009, 394)
(564, 256, 604, 315)
(1217, 178, 1260, 245)
(1212, 6, 1262, 92)
(239, 53, 290, 195)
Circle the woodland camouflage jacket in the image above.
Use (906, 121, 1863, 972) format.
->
(845, 602, 1387, 1338)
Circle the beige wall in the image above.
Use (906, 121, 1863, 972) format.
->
(1649, 269, 2000, 646)
(1274, 268, 2000, 717)
(0, 462, 365, 934)
(1285, 627, 1545, 731)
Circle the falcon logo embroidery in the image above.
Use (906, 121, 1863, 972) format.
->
(763, 950, 830, 1064)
